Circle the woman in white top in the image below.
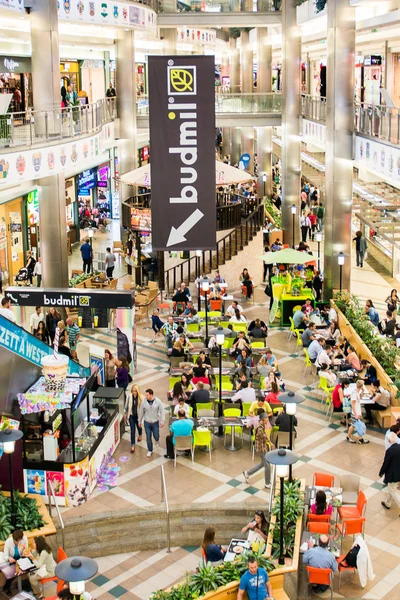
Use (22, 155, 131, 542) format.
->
(27, 536, 56, 597)
(173, 399, 191, 417)
(347, 380, 369, 445)
(229, 309, 247, 323)
(3, 530, 28, 593)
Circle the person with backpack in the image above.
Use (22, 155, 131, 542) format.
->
(316, 202, 325, 231)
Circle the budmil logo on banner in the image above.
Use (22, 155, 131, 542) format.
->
(167, 66, 197, 95)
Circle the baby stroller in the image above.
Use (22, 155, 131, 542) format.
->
(15, 267, 29, 286)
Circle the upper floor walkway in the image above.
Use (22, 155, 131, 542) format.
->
(157, 0, 281, 26)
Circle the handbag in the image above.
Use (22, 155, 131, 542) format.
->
(341, 544, 360, 568)
(354, 419, 366, 437)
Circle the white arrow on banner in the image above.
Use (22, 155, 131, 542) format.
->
(166, 209, 204, 248)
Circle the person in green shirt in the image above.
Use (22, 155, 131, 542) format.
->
(316, 203, 325, 231)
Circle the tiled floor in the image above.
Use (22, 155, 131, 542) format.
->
(55, 230, 400, 600)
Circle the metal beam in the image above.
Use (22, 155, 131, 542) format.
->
(157, 12, 282, 27)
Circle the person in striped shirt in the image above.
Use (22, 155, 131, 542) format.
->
(66, 318, 80, 351)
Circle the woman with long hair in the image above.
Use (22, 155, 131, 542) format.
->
(36, 321, 49, 345)
(240, 267, 253, 300)
(180, 373, 193, 393)
(201, 527, 226, 565)
(124, 385, 143, 453)
(27, 536, 56, 597)
(241, 509, 269, 542)
(172, 382, 187, 406)
(310, 490, 332, 516)
(45, 307, 61, 344)
(104, 349, 116, 387)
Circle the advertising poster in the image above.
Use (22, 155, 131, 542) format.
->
(26, 469, 46, 495)
(117, 309, 134, 376)
(130, 208, 151, 232)
(64, 456, 90, 507)
(148, 55, 216, 250)
(46, 471, 65, 497)
(89, 455, 97, 491)
(89, 354, 105, 385)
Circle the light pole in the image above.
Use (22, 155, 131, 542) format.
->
(0, 429, 23, 527)
(277, 391, 305, 482)
(55, 556, 98, 599)
(196, 251, 202, 312)
(316, 231, 322, 272)
(202, 278, 210, 344)
(87, 227, 94, 247)
(337, 252, 345, 295)
(266, 448, 299, 566)
(291, 204, 297, 249)
(211, 325, 230, 436)
(262, 173, 267, 197)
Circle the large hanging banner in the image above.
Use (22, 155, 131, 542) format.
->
(148, 55, 216, 251)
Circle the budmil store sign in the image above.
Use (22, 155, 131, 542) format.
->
(5, 287, 133, 309)
(148, 55, 216, 251)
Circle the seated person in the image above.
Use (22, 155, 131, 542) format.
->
(151, 309, 164, 336)
(308, 337, 324, 363)
(346, 345, 362, 371)
(264, 380, 281, 404)
(275, 405, 297, 432)
(310, 490, 333, 517)
(173, 397, 191, 417)
(190, 381, 210, 410)
(190, 357, 209, 385)
(365, 300, 380, 326)
(164, 409, 194, 459)
(199, 350, 212, 370)
(213, 270, 225, 284)
(302, 298, 314, 316)
(385, 423, 400, 450)
(257, 356, 271, 377)
(236, 372, 249, 390)
(226, 300, 244, 318)
(236, 349, 253, 368)
(180, 373, 193, 394)
(263, 349, 278, 369)
(183, 300, 195, 316)
(229, 308, 247, 323)
(248, 318, 267, 331)
(241, 510, 269, 543)
(231, 380, 256, 405)
(361, 359, 377, 385)
(179, 334, 194, 354)
(302, 322, 317, 347)
(364, 380, 391, 425)
(236, 361, 251, 382)
(232, 331, 251, 356)
(170, 382, 188, 405)
(185, 308, 200, 325)
(333, 335, 348, 359)
(263, 371, 284, 392)
(171, 340, 185, 358)
(201, 527, 226, 565)
(172, 288, 188, 314)
(248, 319, 268, 339)
(3, 529, 28, 594)
(179, 282, 191, 301)
(327, 320, 341, 344)
(378, 310, 396, 338)
(315, 342, 333, 369)
(302, 535, 338, 593)
(318, 364, 336, 388)
(293, 306, 309, 330)
(248, 398, 273, 418)
(332, 380, 350, 422)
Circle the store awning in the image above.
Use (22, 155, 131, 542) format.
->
(119, 161, 253, 187)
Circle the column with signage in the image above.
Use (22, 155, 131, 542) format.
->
(77, 169, 97, 228)
(97, 162, 112, 219)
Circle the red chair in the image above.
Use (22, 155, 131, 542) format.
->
(313, 472, 335, 487)
(40, 547, 67, 591)
(336, 517, 366, 554)
(305, 566, 333, 599)
(209, 299, 222, 312)
(336, 554, 357, 590)
(338, 490, 367, 521)
(307, 512, 331, 524)
(307, 522, 330, 535)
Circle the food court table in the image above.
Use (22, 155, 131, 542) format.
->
(309, 315, 328, 328)
(224, 538, 251, 562)
(0, 560, 36, 593)
(171, 415, 250, 451)
(280, 292, 314, 327)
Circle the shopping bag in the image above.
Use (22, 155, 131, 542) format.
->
(354, 419, 366, 437)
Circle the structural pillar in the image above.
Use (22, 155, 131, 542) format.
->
(222, 128, 231, 159)
(241, 128, 254, 172)
(161, 28, 177, 55)
(257, 28, 272, 94)
(229, 37, 240, 93)
(231, 128, 242, 165)
(116, 29, 137, 212)
(39, 175, 69, 288)
(240, 30, 253, 94)
(281, 0, 302, 247)
(257, 127, 272, 197)
(324, 0, 355, 297)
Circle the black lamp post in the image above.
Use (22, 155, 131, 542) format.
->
(202, 278, 210, 344)
(316, 232, 322, 272)
(266, 448, 299, 565)
(262, 173, 267, 197)
(196, 251, 202, 312)
(210, 325, 231, 436)
(334, 252, 349, 295)
(0, 429, 23, 527)
(55, 556, 98, 598)
(291, 204, 297, 249)
(277, 390, 305, 482)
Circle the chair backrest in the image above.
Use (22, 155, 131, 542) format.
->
(338, 474, 360, 495)
(219, 321, 231, 329)
(307, 513, 331, 524)
(216, 380, 234, 391)
(222, 338, 235, 349)
(169, 376, 181, 389)
(208, 311, 222, 317)
(313, 472, 335, 487)
(277, 431, 291, 448)
(203, 383, 211, 391)
(251, 341, 264, 348)
(210, 300, 222, 311)
(175, 435, 193, 450)
(232, 323, 247, 332)
(187, 323, 200, 332)
(307, 522, 330, 534)
(242, 402, 252, 417)
(196, 402, 213, 412)
(197, 409, 215, 417)
(289, 316, 295, 330)
(224, 408, 241, 417)
(293, 305, 302, 314)
(343, 517, 366, 536)
(193, 429, 211, 446)
(189, 406, 193, 417)
(306, 566, 332, 586)
(356, 490, 367, 516)
(57, 547, 67, 563)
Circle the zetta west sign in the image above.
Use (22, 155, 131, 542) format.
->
(148, 55, 216, 251)
(5, 287, 133, 310)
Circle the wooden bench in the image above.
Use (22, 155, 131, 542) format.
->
(372, 408, 392, 429)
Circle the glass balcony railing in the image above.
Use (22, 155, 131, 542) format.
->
(137, 93, 282, 115)
(301, 94, 327, 123)
(0, 98, 116, 150)
(160, 0, 281, 13)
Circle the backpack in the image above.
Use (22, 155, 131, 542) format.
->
(342, 544, 360, 568)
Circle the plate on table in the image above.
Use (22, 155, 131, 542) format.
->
(233, 546, 245, 554)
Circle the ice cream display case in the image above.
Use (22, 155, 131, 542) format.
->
(20, 375, 121, 507)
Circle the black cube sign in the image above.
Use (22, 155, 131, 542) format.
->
(148, 56, 216, 251)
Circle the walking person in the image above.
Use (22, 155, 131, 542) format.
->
(66, 318, 80, 352)
(34, 258, 42, 287)
(346, 379, 369, 444)
(316, 202, 325, 231)
(353, 230, 368, 268)
(124, 385, 143, 453)
(243, 413, 274, 489)
(80, 238, 93, 274)
(312, 270, 323, 302)
(105, 247, 116, 280)
(25, 251, 36, 286)
(300, 211, 311, 243)
(45, 308, 61, 345)
(138, 389, 165, 458)
(116, 356, 131, 396)
(379, 432, 400, 513)
(237, 556, 273, 600)
(104, 349, 116, 387)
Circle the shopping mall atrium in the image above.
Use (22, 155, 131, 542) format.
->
(1, 0, 400, 599)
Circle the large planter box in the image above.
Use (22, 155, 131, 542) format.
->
(332, 301, 398, 405)
(0, 493, 56, 550)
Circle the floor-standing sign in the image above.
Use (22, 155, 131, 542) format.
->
(148, 56, 216, 250)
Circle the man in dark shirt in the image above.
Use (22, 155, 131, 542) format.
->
(190, 382, 210, 411)
(361, 359, 377, 385)
(80, 239, 93, 274)
(275, 406, 298, 433)
(379, 310, 396, 338)
(58, 337, 72, 359)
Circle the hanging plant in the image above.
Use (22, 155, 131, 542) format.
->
(296, 0, 327, 13)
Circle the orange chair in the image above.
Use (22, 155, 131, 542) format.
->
(40, 547, 67, 590)
(305, 566, 333, 599)
(336, 517, 365, 541)
(336, 554, 357, 590)
(313, 472, 335, 487)
(209, 299, 222, 311)
(338, 490, 367, 521)
(307, 513, 331, 524)
(307, 522, 330, 535)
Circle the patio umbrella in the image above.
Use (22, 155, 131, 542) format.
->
(262, 248, 315, 265)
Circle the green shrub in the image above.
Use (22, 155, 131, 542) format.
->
(0, 490, 46, 540)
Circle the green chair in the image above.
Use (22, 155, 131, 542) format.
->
(186, 323, 200, 332)
(192, 429, 212, 463)
(169, 376, 181, 389)
(208, 311, 222, 317)
(303, 348, 315, 378)
(198, 311, 206, 318)
(232, 323, 247, 333)
(242, 402, 253, 417)
(223, 407, 243, 448)
(196, 402, 213, 413)
(189, 406, 193, 417)
(215, 380, 234, 391)
(251, 341, 264, 349)
(318, 376, 335, 404)
(288, 316, 304, 343)
(219, 321, 231, 329)
(222, 338, 235, 349)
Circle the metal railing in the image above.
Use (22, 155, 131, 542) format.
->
(159, 0, 281, 12)
(301, 94, 327, 123)
(0, 97, 116, 149)
(164, 202, 264, 293)
(160, 464, 171, 553)
(47, 481, 65, 550)
(137, 93, 282, 116)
